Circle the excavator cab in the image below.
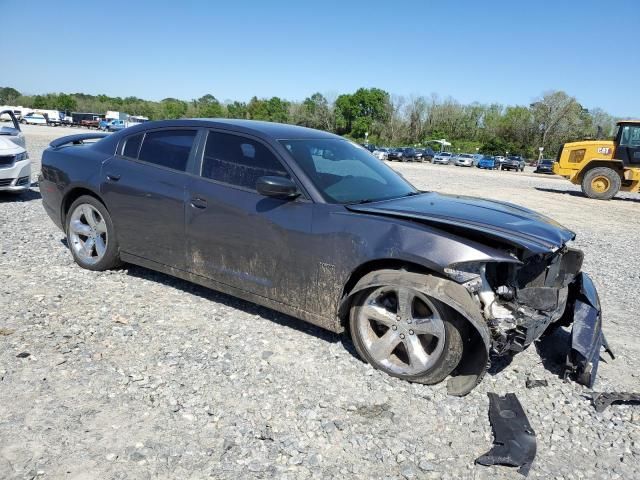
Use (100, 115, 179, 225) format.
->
(554, 120, 640, 200)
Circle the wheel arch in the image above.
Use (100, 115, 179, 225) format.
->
(575, 160, 624, 183)
(61, 186, 108, 226)
(338, 268, 491, 396)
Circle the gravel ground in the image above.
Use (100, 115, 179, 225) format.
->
(1, 124, 639, 479)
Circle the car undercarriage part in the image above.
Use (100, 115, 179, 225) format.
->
(592, 392, 640, 413)
(476, 393, 536, 477)
(562, 273, 614, 387)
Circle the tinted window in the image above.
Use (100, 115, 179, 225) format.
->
(122, 133, 143, 158)
(138, 129, 196, 171)
(202, 131, 289, 190)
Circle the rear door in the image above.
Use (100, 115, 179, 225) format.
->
(101, 128, 199, 270)
(185, 129, 314, 305)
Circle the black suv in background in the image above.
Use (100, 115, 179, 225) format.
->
(534, 159, 555, 174)
(501, 155, 526, 171)
(401, 147, 417, 162)
(387, 148, 405, 161)
(415, 147, 436, 163)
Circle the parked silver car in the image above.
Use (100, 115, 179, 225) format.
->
(432, 151, 453, 164)
(453, 153, 475, 167)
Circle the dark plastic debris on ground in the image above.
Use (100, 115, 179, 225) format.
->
(525, 378, 548, 389)
(592, 392, 640, 412)
(476, 393, 537, 476)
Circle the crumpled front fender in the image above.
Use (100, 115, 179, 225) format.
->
(339, 270, 491, 396)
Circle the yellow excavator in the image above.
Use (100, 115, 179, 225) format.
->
(554, 120, 640, 199)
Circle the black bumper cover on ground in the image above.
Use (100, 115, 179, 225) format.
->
(476, 393, 537, 476)
(564, 272, 613, 387)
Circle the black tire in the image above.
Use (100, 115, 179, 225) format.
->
(349, 283, 465, 385)
(581, 167, 621, 200)
(65, 195, 122, 271)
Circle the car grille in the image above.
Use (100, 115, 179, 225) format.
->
(0, 178, 14, 187)
(0, 155, 15, 167)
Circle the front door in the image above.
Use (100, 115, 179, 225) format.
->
(185, 130, 314, 306)
(101, 128, 198, 269)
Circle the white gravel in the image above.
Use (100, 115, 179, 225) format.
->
(1, 124, 639, 479)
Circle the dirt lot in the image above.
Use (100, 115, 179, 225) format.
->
(1, 124, 639, 479)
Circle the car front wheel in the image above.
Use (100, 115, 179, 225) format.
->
(349, 284, 464, 384)
(66, 195, 122, 271)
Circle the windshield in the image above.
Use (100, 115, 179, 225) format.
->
(280, 138, 417, 204)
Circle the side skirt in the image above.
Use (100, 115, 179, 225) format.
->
(120, 252, 342, 333)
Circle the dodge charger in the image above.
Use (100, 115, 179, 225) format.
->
(39, 119, 610, 395)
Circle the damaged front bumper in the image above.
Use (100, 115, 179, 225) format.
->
(563, 272, 613, 387)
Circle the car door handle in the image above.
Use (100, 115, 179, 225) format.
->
(190, 197, 208, 209)
(106, 174, 121, 181)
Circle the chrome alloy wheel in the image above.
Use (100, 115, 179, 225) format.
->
(356, 286, 446, 376)
(68, 203, 108, 265)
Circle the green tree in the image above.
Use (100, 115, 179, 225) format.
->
(227, 101, 248, 119)
(0, 87, 21, 104)
(159, 98, 188, 119)
(334, 88, 390, 138)
(195, 94, 224, 118)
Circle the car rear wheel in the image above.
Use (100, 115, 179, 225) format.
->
(349, 284, 464, 384)
(581, 167, 621, 200)
(66, 195, 122, 271)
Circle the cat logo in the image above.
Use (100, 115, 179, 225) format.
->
(597, 147, 611, 155)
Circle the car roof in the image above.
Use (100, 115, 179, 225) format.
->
(193, 118, 338, 139)
(94, 118, 342, 154)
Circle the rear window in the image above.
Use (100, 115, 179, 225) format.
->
(138, 129, 197, 171)
(121, 133, 143, 159)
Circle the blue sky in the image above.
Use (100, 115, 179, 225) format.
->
(6, 0, 638, 116)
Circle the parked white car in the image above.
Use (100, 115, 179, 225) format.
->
(21, 113, 47, 125)
(372, 147, 389, 160)
(432, 151, 453, 164)
(0, 109, 30, 193)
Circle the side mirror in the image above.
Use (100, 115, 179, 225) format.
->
(256, 176, 300, 200)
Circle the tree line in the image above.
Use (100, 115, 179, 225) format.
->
(0, 86, 619, 158)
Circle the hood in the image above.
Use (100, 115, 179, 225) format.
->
(0, 136, 25, 155)
(347, 192, 575, 253)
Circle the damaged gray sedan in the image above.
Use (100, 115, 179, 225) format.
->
(39, 119, 608, 395)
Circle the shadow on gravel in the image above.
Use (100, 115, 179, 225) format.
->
(125, 264, 345, 347)
(487, 354, 514, 376)
(0, 188, 41, 203)
(534, 327, 571, 378)
(535, 187, 640, 203)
